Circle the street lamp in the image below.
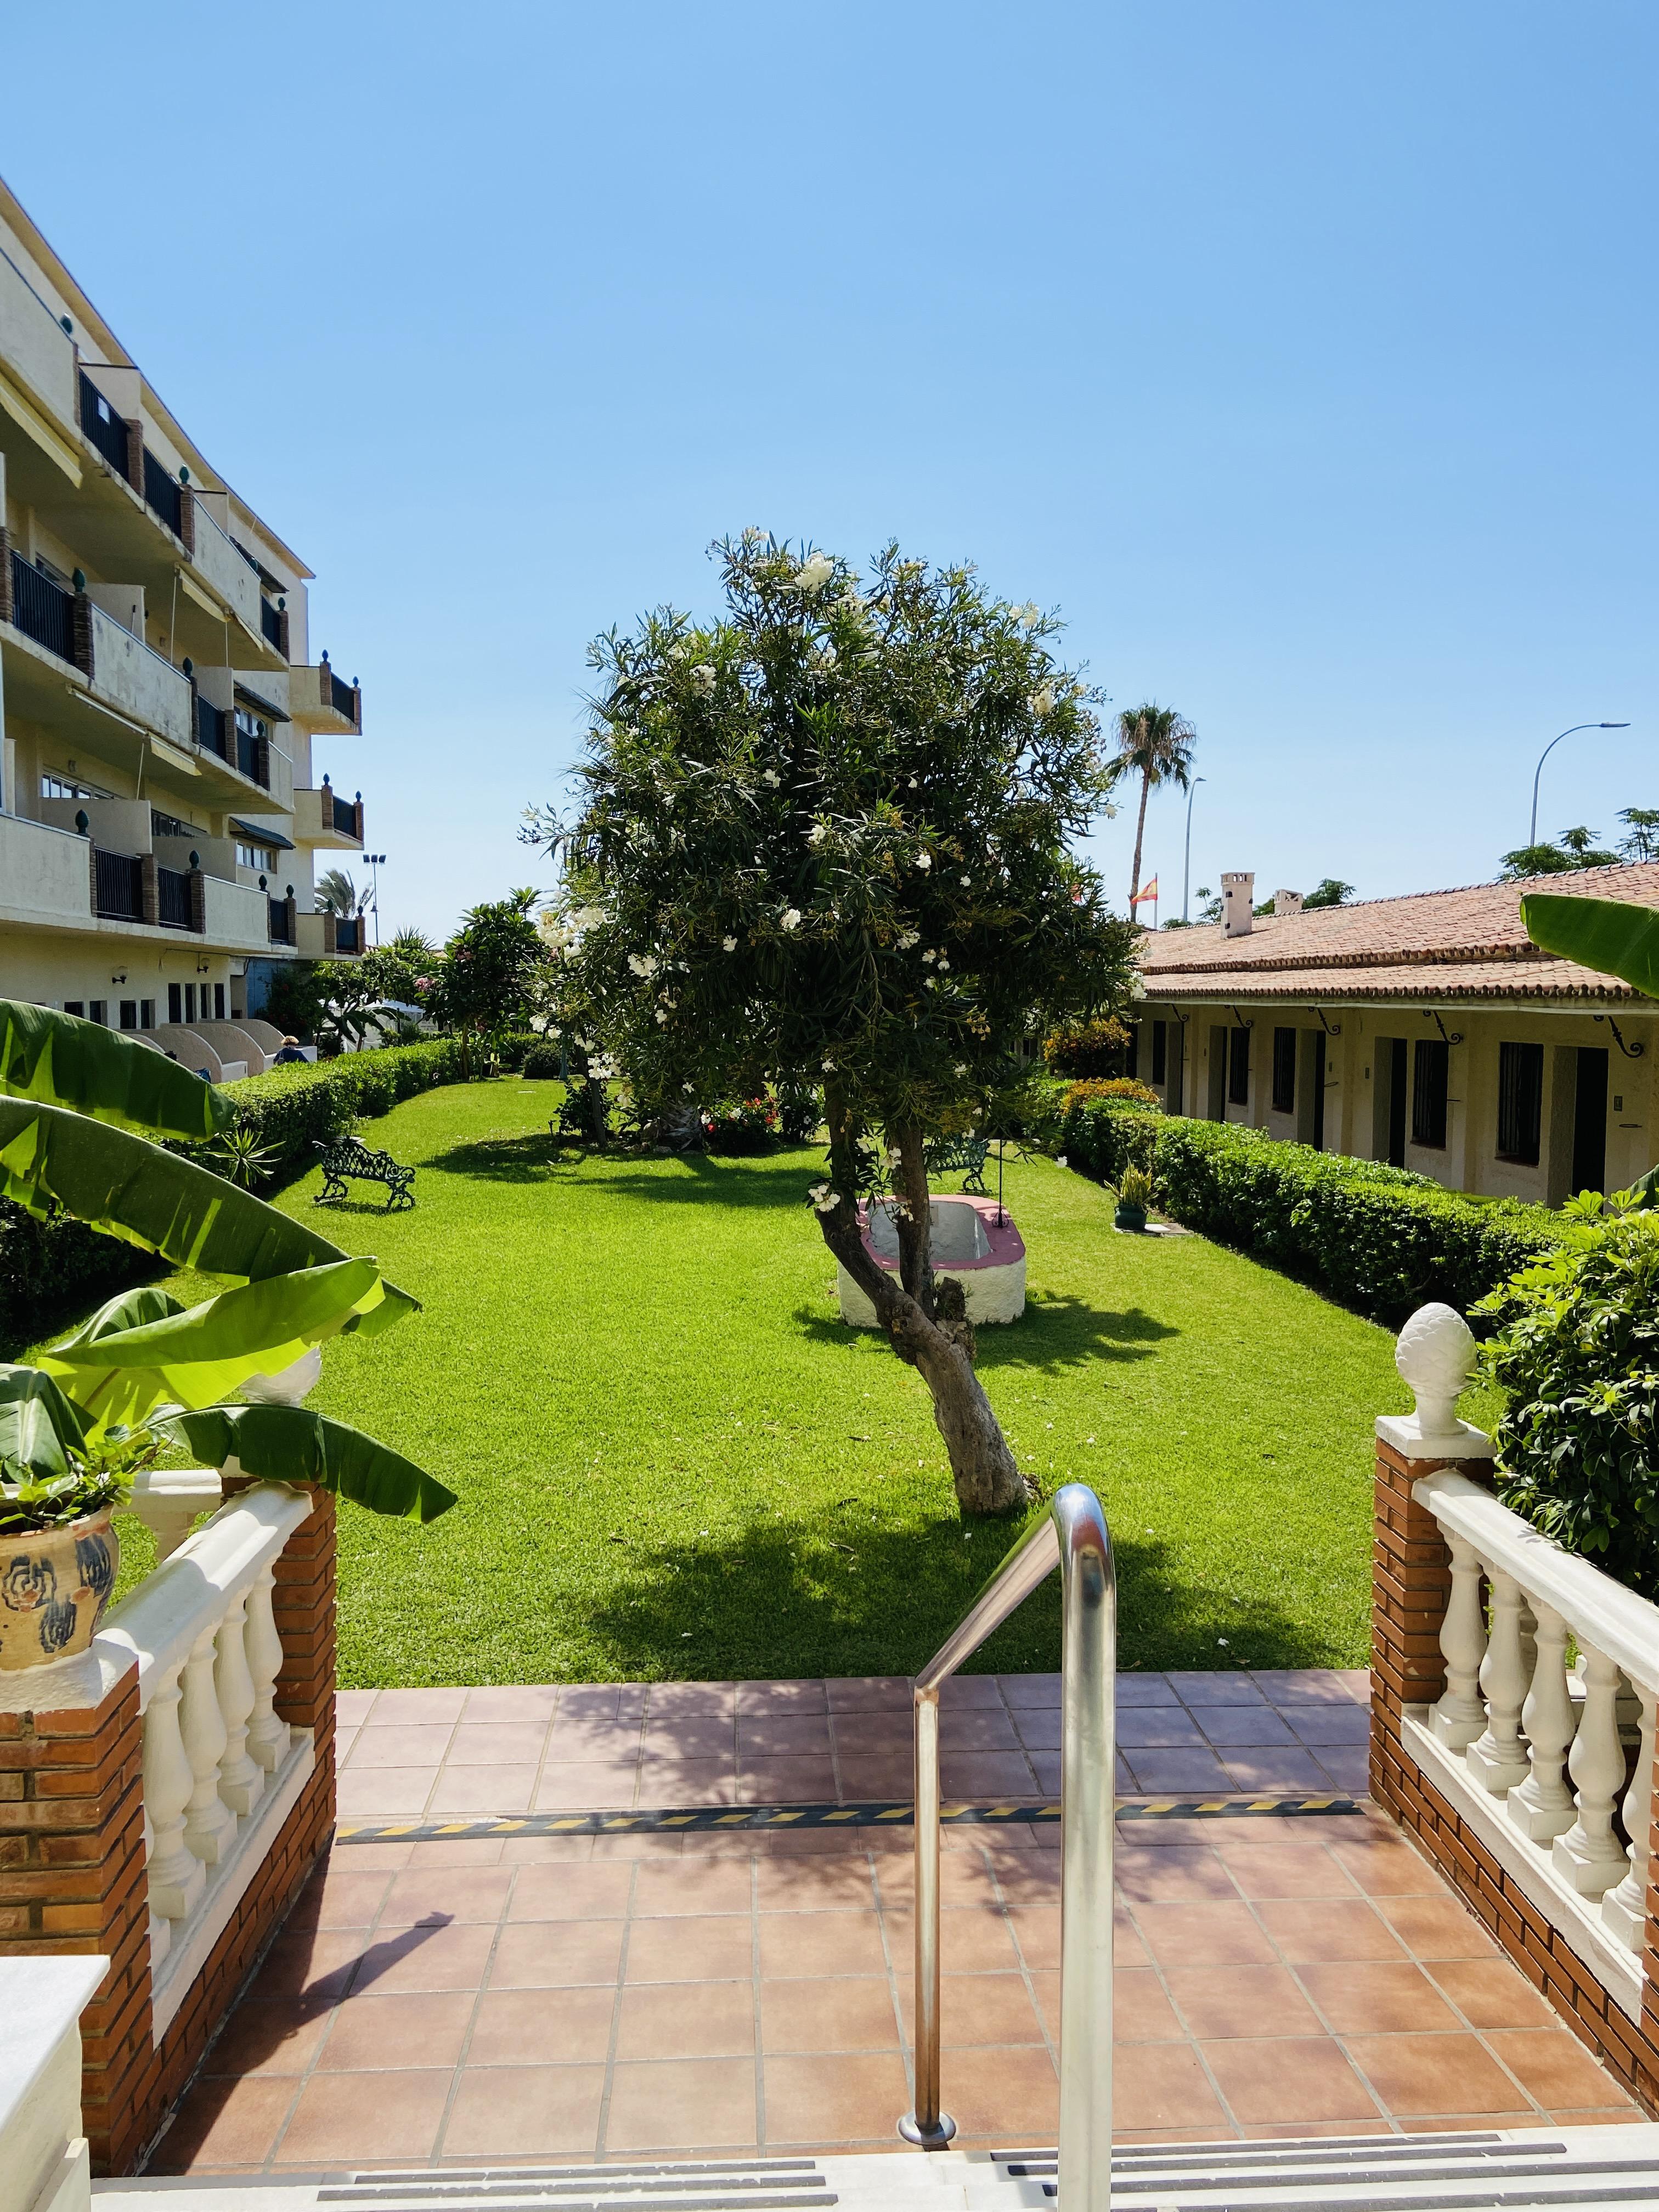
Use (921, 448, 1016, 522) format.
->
(1529, 724, 1631, 848)
(1181, 777, 1207, 924)
(361, 853, 387, 946)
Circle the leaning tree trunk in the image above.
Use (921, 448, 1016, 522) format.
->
(1128, 768, 1152, 915)
(816, 1105, 1028, 1518)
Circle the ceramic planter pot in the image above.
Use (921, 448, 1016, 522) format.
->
(0, 1510, 119, 1672)
(1114, 1200, 1148, 1233)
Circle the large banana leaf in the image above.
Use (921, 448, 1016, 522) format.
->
(0, 1100, 415, 1329)
(0, 1000, 231, 1141)
(1520, 894, 1659, 998)
(40, 1262, 389, 1431)
(155, 1402, 458, 1523)
(0, 1364, 88, 1480)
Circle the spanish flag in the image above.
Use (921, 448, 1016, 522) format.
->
(1130, 877, 1159, 906)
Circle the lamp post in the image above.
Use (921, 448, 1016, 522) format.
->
(361, 853, 387, 946)
(1529, 725, 1630, 848)
(1181, 777, 1207, 924)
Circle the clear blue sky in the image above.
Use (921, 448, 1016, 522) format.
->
(5, 2, 1652, 936)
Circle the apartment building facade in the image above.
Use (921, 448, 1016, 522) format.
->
(1131, 864, 1659, 1205)
(0, 176, 367, 1076)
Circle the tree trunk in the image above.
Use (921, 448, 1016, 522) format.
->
(816, 1109, 1029, 1518)
(1128, 769, 1152, 917)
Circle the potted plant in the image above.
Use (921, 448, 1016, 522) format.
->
(1114, 1164, 1154, 1233)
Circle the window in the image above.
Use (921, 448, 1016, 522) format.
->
(1151, 1021, 1167, 1085)
(119, 1001, 137, 1030)
(214, 983, 226, 1020)
(88, 1000, 107, 1026)
(236, 840, 278, 871)
(1125, 1025, 1139, 1079)
(234, 707, 268, 743)
(1271, 1027, 1297, 1114)
(41, 772, 114, 802)
(1497, 1041, 1544, 1165)
(151, 810, 202, 840)
(184, 984, 196, 1024)
(1412, 1040, 1448, 1149)
(140, 999, 155, 1030)
(1228, 1025, 1250, 1105)
(63, 1000, 84, 1018)
(167, 983, 182, 1024)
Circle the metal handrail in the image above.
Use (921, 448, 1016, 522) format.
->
(900, 1483, 1114, 2212)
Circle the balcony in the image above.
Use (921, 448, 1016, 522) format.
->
(0, 812, 94, 927)
(268, 895, 296, 946)
(84, 602, 194, 750)
(181, 501, 284, 672)
(0, 244, 80, 490)
(199, 873, 276, 953)
(143, 447, 184, 537)
(92, 847, 144, 923)
(78, 368, 133, 482)
(286, 659, 362, 733)
(259, 597, 286, 656)
(291, 783, 364, 849)
(157, 862, 194, 930)
(7, 550, 75, 660)
(295, 910, 362, 959)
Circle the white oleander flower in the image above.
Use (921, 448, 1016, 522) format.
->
(915, 851, 932, 871)
(743, 526, 767, 544)
(627, 952, 658, 978)
(573, 906, 607, 931)
(761, 768, 781, 787)
(723, 935, 737, 951)
(793, 551, 835, 594)
(690, 663, 716, 692)
(781, 908, 802, 931)
(806, 822, 828, 846)
(960, 874, 971, 887)
(654, 1008, 668, 1024)
(684, 1081, 695, 1092)
(1029, 684, 1057, 715)
(907, 778, 918, 788)
(808, 1181, 842, 1214)
(1056, 1154, 1069, 1168)
(922, 949, 936, 965)
(529, 1014, 548, 1033)
(937, 956, 950, 971)
(896, 929, 920, 950)
(954, 1063, 968, 1075)
(822, 1058, 837, 1071)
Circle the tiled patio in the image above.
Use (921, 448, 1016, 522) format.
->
(151, 1671, 1645, 2175)
(332, 1669, 1374, 1820)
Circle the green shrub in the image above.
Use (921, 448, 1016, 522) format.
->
(496, 1031, 540, 1072)
(0, 1203, 157, 1357)
(1477, 1205, 1659, 1595)
(192, 1041, 468, 1184)
(1063, 1076, 1161, 1112)
(1043, 1014, 1132, 1078)
(1058, 1102, 1565, 1325)
(521, 1040, 565, 1079)
(701, 1097, 778, 1154)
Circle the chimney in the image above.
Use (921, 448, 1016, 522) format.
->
(1273, 888, 1304, 918)
(1221, 871, 1255, 938)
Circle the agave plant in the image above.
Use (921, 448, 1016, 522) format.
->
(0, 1000, 454, 1528)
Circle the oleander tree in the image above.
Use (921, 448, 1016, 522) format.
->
(522, 535, 1136, 1514)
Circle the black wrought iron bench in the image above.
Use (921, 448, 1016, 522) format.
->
(924, 1135, 991, 1193)
(314, 1136, 415, 1212)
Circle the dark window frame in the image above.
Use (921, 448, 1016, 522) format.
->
(1151, 1020, 1167, 1085)
(1412, 1039, 1449, 1150)
(1271, 1027, 1297, 1115)
(1497, 1041, 1544, 1165)
(1228, 1025, 1251, 1106)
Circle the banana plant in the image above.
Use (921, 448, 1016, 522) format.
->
(1520, 893, 1659, 1206)
(0, 1002, 454, 1524)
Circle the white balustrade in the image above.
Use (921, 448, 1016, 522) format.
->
(1386, 1302, 1659, 2024)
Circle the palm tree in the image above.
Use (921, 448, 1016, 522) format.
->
(314, 867, 365, 917)
(1108, 704, 1197, 918)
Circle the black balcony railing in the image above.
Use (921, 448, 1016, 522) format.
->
(94, 849, 144, 923)
(157, 865, 193, 931)
(8, 552, 76, 662)
(260, 600, 283, 650)
(268, 898, 294, 945)
(143, 449, 183, 536)
(334, 916, 362, 955)
(79, 371, 132, 481)
(331, 792, 358, 837)
(196, 697, 230, 760)
(330, 670, 357, 722)
(236, 726, 270, 789)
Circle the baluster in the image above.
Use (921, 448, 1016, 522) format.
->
(1553, 1641, 1631, 1895)
(180, 1621, 235, 1864)
(1602, 1681, 1656, 1950)
(144, 1665, 205, 1920)
(1432, 1536, 1488, 1750)
(244, 1564, 290, 1773)
(1507, 1600, 1579, 1841)
(215, 1592, 263, 1817)
(1467, 1566, 1531, 1791)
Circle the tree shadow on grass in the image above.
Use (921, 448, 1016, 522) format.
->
(425, 1133, 565, 1183)
(422, 1141, 809, 1206)
(790, 1293, 1177, 1373)
(561, 1511, 1351, 1683)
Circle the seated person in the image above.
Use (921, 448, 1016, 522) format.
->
(272, 1035, 308, 1065)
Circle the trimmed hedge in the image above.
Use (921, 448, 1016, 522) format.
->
(1059, 1098, 1566, 1325)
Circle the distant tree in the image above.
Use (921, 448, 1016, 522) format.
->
(314, 868, 368, 917)
(1303, 878, 1355, 910)
(1618, 808, 1659, 864)
(1500, 828, 1620, 881)
(1186, 883, 1222, 924)
(427, 891, 549, 1073)
(358, 927, 436, 1008)
(1108, 704, 1196, 917)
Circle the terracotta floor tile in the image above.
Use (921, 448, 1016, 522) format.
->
(759, 1909, 890, 1978)
(626, 1912, 756, 1983)
(403, 1838, 509, 1868)
(1285, 1705, 1372, 1746)
(738, 1714, 833, 1757)
(443, 2063, 606, 2157)
(336, 1689, 377, 1724)
(826, 1675, 915, 1712)
(1254, 1669, 1368, 1705)
(616, 1978, 755, 2059)
(1220, 1750, 1340, 1792)
(760, 2050, 915, 2144)
(534, 1762, 640, 1810)
(1167, 1672, 1266, 1706)
(836, 1756, 916, 1799)
(1345, 2030, 1534, 2116)
(1430, 1959, 1556, 2030)
(938, 1752, 1039, 1797)
(286, 1867, 393, 1932)
(1009, 1707, 1063, 1750)
(253, 1928, 366, 2004)
(1164, 1964, 1323, 2040)
(757, 1855, 877, 1911)
(634, 1859, 755, 1916)
(1398, 2111, 1539, 2133)
(938, 1971, 1047, 2048)
(1376, 1895, 1499, 1960)
(738, 1757, 839, 1803)
(347, 1724, 458, 1768)
(833, 1711, 913, 1755)
(1255, 1900, 1408, 1963)
(1117, 1673, 1182, 1705)
(428, 1765, 540, 1815)
(1104, 2041, 1226, 2135)
(637, 1758, 740, 1807)
(606, 2056, 759, 2150)
(365, 1687, 468, 1724)
(279, 2069, 450, 2161)
(1551, 2106, 1651, 2125)
(1329, 1836, 1446, 1897)
(444, 1722, 554, 1765)
(337, 1768, 438, 1817)
(460, 1685, 561, 1723)
(150, 2074, 296, 2171)
(507, 1863, 635, 1922)
(646, 1681, 738, 1717)
(499, 1835, 598, 1865)
(738, 1679, 830, 1713)
(1296, 1962, 1462, 2035)
(884, 1903, 1024, 1972)
(1211, 1841, 1357, 1900)
(348, 1921, 497, 1996)
(761, 1977, 900, 2054)
(488, 1917, 626, 1988)
(1202, 2035, 1380, 2124)
(1117, 1708, 1208, 1749)
(1132, 1902, 1278, 1970)
(939, 1675, 1006, 1708)
(1484, 2028, 1633, 2110)
(548, 1714, 644, 1760)
(1190, 1706, 1300, 1746)
(323, 1840, 413, 1871)
(998, 1673, 1063, 1707)
(1124, 1750, 1236, 1793)
(315, 1990, 476, 2071)
(643, 1716, 736, 1758)
(466, 1985, 615, 2066)
(1108, 1968, 1185, 2044)
(200, 1997, 335, 2078)
(1116, 1848, 1237, 1905)
(379, 1867, 515, 1926)
(938, 1707, 1022, 1752)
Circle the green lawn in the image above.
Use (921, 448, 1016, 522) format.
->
(99, 1080, 1460, 1686)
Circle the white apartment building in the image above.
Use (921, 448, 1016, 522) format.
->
(1131, 864, 1659, 1206)
(0, 175, 367, 1078)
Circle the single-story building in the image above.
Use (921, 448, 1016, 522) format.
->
(1129, 862, 1659, 1205)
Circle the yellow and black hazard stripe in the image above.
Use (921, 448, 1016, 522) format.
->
(335, 1795, 1361, 1844)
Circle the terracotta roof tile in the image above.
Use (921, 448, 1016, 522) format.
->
(1136, 862, 1659, 1003)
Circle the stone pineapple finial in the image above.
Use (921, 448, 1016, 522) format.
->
(1395, 1302, 1477, 1442)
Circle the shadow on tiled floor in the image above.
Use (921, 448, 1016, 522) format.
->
(154, 1674, 1641, 2171)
